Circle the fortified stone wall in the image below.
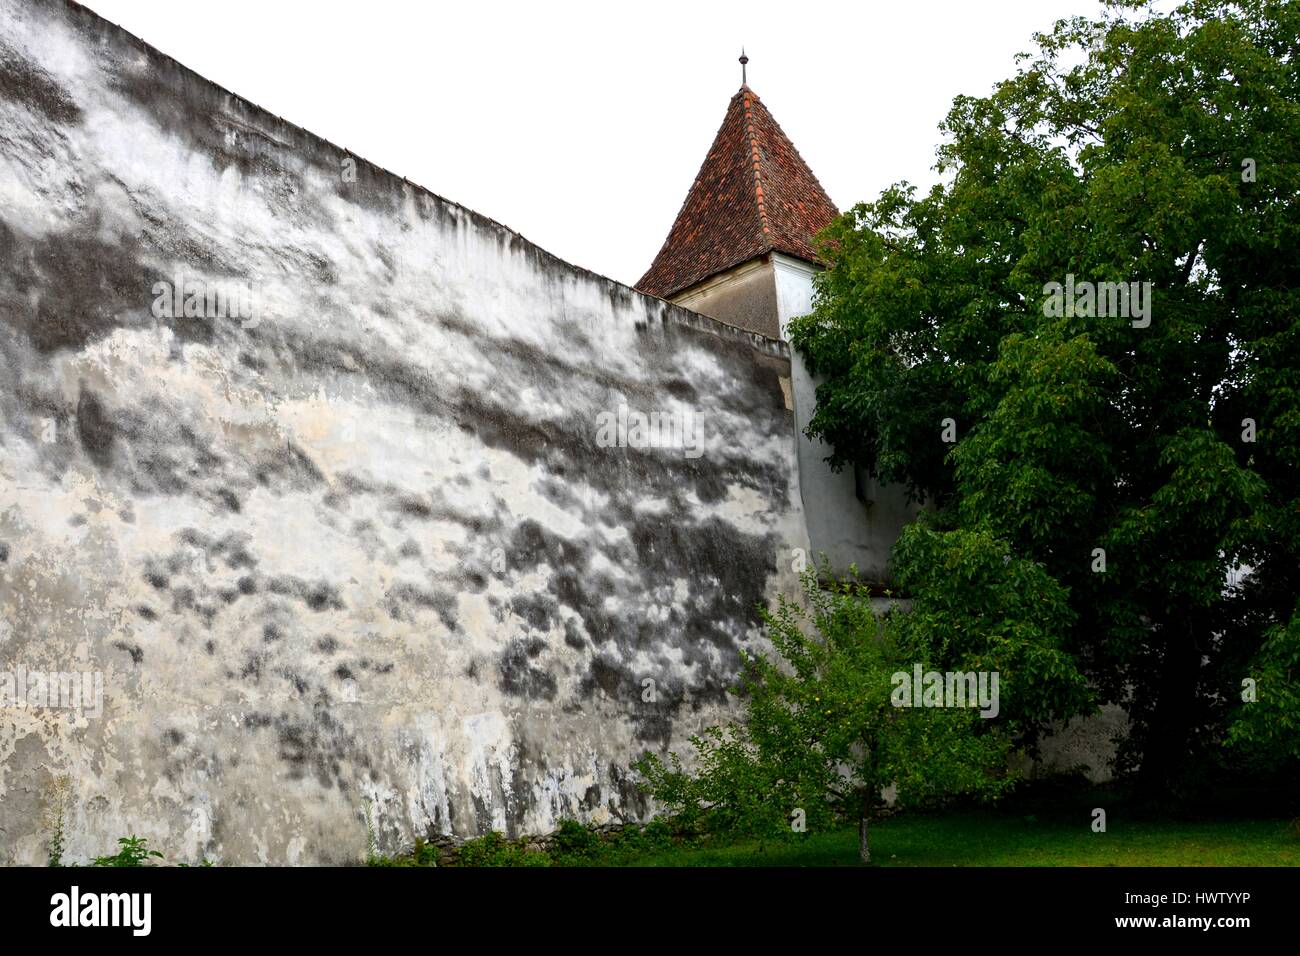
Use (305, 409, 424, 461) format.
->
(0, 0, 808, 863)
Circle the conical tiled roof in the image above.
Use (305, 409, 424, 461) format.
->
(636, 85, 839, 300)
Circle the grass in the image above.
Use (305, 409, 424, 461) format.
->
(375, 793, 1299, 867)
(622, 811, 1300, 867)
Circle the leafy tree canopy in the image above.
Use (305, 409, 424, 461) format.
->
(788, 0, 1300, 796)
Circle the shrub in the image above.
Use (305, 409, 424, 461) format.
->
(92, 836, 163, 867)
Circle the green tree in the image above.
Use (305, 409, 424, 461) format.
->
(1226, 612, 1300, 774)
(637, 570, 1037, 862)
(789, 0, 1300, 798)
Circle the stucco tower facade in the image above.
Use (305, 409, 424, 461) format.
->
(637, 83, 917, 581)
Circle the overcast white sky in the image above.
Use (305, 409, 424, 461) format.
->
(85, 0, 1106, 287)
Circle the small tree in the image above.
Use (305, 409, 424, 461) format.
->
(637, 570, 1023, 862)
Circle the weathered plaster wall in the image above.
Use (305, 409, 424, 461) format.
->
(0, 0, 808, 863)
(1022, 705, 1127, 785)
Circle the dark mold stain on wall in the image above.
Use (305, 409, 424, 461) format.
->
(0, 38, 82, 123)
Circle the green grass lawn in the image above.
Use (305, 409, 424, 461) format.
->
(375, 787, 1300, 867)
(619, 810, 1299, 867)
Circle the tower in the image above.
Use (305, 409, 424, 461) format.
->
(637, 61, 916, 581)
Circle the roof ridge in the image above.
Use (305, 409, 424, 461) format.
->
(746, 88, 838, 225)
(741, 87, 772, 240)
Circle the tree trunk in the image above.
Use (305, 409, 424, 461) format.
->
(1137, 611, 1204, 805)
(858, 815, 871, 864)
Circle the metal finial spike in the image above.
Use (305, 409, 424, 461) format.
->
(739, 49, 748, 86)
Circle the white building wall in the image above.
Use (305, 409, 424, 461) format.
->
(0, 0, 811, 863)
(773, 254, 918, 581)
